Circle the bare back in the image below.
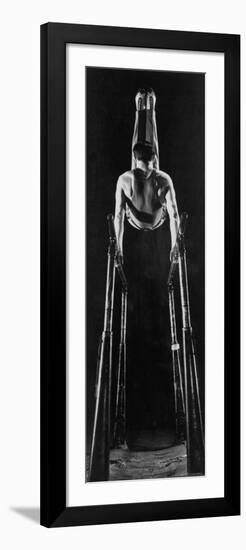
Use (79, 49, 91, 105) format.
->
(122, 167, 169, 205)
(114, 166, 179, 256)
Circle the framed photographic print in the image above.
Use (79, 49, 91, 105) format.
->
(41, 23, 240, 527)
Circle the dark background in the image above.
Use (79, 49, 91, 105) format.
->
(86, 67, 205, 447)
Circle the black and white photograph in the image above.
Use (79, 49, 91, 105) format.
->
(86, 66, 205, 482)
(40, 22, 240, 529)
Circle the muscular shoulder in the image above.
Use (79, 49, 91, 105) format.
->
(118, 170, 133, 183)
(116, 170, 133, 192)
(154, 169, 173, 189)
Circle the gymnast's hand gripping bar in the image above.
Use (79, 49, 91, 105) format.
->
(107, 214, 128, 291)
(167, 212, 188, 287)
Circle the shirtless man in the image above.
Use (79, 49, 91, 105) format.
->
(114, 89, 179, 263)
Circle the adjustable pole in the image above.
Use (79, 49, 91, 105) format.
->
(167, 214, 187, 442)
(89, 214, 128, 481)
(178, 240, 204, 474)
(107, 215, 128, 449)
(168, 282, 186, 441)
(113, 287, 128, 447)
(88, 219, 116, 481)
(168, 212, 204, 474)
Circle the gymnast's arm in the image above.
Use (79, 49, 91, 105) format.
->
(165, 176, 180, 258)
(114, 176, 126, 259)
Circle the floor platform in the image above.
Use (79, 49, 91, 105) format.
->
(87, 429, 187, 481)
(110, 440, 187, 481)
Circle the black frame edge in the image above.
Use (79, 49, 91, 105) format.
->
(40, 22, 67, 527)
(41, 22, 49, 527)
(224, 34, 241, 515)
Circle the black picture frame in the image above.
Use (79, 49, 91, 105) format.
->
(40, 22, 240, 527)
